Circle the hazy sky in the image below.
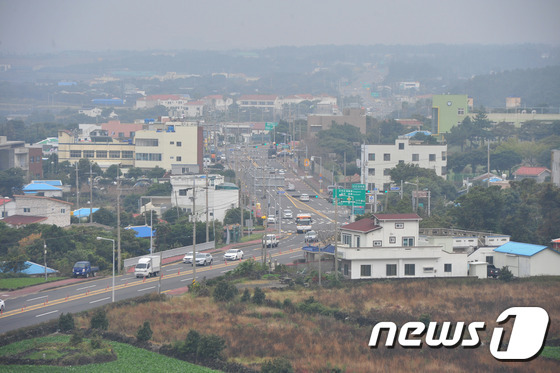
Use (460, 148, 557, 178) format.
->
(1, 0, 559, 53)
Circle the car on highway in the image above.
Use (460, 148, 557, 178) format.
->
(304, 230, 319, 243)
(224, 249, 244, 261)
(0, 298, 5, 312)
(193, 252, 213, 266)
(264, 234, 279, 247)
(267, 216, 277, 224)
(286, 183, 296, 191)
(282, 209, 293, 219)
(183, 252, 195, 264)
(300, 193, 310, 202)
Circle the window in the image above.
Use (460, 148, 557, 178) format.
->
(441, 166, 447, 175)
(96, 150, 107, 158)
(405, 264, 415, 276)
(412, 154, 419, 162)
(398, 142, 405, 150)
(389, 236, 396, 244)
(176, 156, 182, 162)
(70, 150, 82, 158)
(403, 237, 414, 246)
(441, 151, 447, 161)
(342, 234, 351, 245)
(383, 168, 391, 176)
(485, 256, 494, 265)
(109, 151, 121, 158)
(360, 265, 372, 277)
(373, 240, 382, 246)
(177, 141, 182, 147)
(383, 153, 390, 161)
(61, 208, 66, 213)
(458, 108, 465, 115)
(355, 236, 360, 248)
(179, 189, 188, 196)
(423, 267, 434, 273)
(344, 264, 349, 276)
(429, 154, 436, 162)
(83, 150, 94, 158)
(386, 264, 397, 276)
(23, 208, 31, 213)
(118, 132, 125, 138)
(368, 153, 375, 161)
(122, 151, 134, 159)
(136, 139, 158, 147)
(444, 264, 452, 273)
(368, 168, 375, 176)
(368, 183, 375, 191)
(136, 153, 162, 161)
(170, 141, 175, 145)
(395, 223, 404, 229)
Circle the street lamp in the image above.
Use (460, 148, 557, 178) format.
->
(404, 177, 420, 212)
(96, 236, 115, 302)
(311, 156, 323, 193)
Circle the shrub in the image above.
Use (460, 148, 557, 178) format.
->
(499, 266, 514, 282)
(137, 321, 153, 342)
(69, 330, 83, 346)
(90, 309, 109, 330)
(197, 334, 226, 360)
(419, 313, 431, 327)
(283, 298, 295, 313)
(261, 357, 294, 373)
(58, 313, 75, 332)
(252, 287, 266, 305)
(240, 288, 251, 302)
(213, 280, 238, 302)
(183, 329, 201, 355)
(90, 335, 103, 349)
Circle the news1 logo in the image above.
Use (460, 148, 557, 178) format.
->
(369, 307, 549, 361)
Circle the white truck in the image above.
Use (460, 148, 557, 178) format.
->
(135, 255, 161, 278)
(263, 234, 279, 248)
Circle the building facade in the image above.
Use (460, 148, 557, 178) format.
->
(11, 195, 72, 227)
(360, 138, 447, 191)
(431, 94, 470, 134)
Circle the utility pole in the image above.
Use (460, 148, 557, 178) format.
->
(192, 177, 197, 282)
(75, 162, 79, 221)
(43, 241, 47, 280)
(334, 193, 339, 280)
(205, 169, 209, 243)
(117, 164, 122, 274)
(89, 161, 93, 223)
(239, 179, 243, 240)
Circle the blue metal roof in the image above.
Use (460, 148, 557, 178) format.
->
(0, 261, 58, 275)
(125, 225, 156, 238)
(302, 244, 336, 254)
(73, 208, 100, 218)
(23, 183, 62, 191)
(494, 241, 548, 257)
(32, 180, 63, 186)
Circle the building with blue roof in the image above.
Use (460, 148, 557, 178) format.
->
(0, 261, 58, 275)
(22, 183, 63, 198)
(72, 208, 100, 219)
(125, 225, 156, 238)
(493, 241, 560, 277)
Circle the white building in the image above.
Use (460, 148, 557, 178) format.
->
(170, 174, 238, 223)
(0, 197, 16, 218)
(491, 241, 560, 277)
(6, 195, 72, 227)
(360, 137, 447, 191)
(337, 214, 468, 279)
(134, 121, 202, 171)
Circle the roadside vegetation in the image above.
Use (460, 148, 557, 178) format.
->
(0, 275, 65, 291)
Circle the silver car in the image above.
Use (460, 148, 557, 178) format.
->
(304, 230, 319, 243)
(194, 252, 213, 266)
(0, 298, 4, 312)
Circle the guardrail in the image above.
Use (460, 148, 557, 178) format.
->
(124, 241, 215, 268)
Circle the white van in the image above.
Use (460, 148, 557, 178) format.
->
(300, 193, 310, 202)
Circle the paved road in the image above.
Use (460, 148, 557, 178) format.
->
(0, 145, 344, 335)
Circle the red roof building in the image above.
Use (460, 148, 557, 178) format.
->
(513, 166, 551, 183)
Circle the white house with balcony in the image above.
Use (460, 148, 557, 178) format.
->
(337, 213, 468, 279)
(360, 136, 447, 191)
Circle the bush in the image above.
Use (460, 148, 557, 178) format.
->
(137, 321, 153, 342)
(419, 313, 431, 328)
(69, 330, 83, 345)
(261, 357, 294, 373)
(252, 287, 266, 305)
(58, 313, 75, 332)
(197, 334, 226, 360)
(499, 266, 514, 282)
(240, 288, 251, 302)
(90, 335, 103, 349)
(213, 280, 238, 302)
(183, 329, 201, 355)
(90, 309, 109, 330)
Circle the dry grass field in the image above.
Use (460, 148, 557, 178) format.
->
(76, 277, 560, 372)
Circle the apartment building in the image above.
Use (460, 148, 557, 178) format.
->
(57, 130, 135, 168)
(0, 136, 42, 180)
(134, 122, 203, 171)
(360, 137, 447, 191)
(431, 94, 471, 134)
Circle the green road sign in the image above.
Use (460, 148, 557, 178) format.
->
(335, 188, 366, 206)
(352, 183, 366, 190)
(265, 122, 278, 130)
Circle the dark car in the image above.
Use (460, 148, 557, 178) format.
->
(487, 264, 501, 278)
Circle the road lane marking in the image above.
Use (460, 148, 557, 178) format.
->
(76, 285, 97, 291)
(36, 310, 58, 318)
(89, 297, 110, 304)
(290, 255, 301, 258)
(180, 278, 193, 282)
(27, 295, 48, 302)
(138, 286, 156, 292)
